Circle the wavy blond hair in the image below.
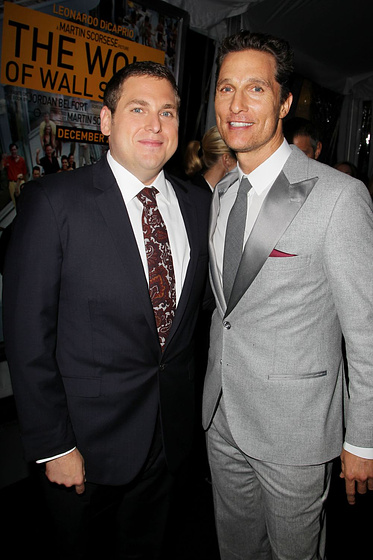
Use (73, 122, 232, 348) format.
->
(184, 126, 235, 177)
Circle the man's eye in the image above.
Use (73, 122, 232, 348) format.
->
(132, 107, 143, 113)
(161, 111, 173, 117)
(252, 86, 263, 93)
(220, 86, 233, 93)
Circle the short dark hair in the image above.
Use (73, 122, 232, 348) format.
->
(216, 31, 294, 104)
(103, 61, 180, 115)
(334, 161, 358, 178)
(283, 117, 321, 152)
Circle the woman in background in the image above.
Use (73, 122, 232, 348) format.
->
(184, 125, 236, 191)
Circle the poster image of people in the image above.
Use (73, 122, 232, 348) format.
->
(0, 0, 188, 201)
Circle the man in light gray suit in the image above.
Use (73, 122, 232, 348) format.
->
(203, 31, 373, 560)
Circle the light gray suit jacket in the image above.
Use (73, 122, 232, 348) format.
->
(203, 145, 373, 466)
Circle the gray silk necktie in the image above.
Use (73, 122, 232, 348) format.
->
(223, 177, 252, 302)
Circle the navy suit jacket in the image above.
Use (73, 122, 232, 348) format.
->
(3, 156, 210, 485)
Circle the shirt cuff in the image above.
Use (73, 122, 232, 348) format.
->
(343, 442, 373, 459)
(36, 447, 76, 463)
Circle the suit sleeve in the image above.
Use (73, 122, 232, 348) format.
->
(3, 183, 76, 461)
(323, 179, 373, 449)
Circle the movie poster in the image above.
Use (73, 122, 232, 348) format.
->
(0, 0, 186, 184)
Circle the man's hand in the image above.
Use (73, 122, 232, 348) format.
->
(340, 448, 373, 505)
(45, 448, 86, 494)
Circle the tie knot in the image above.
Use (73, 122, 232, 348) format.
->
(137, 186, 158, 206)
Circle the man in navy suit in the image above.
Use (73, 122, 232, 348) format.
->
(3, 61, 210, 559)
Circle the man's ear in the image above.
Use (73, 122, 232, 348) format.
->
(280, 92, 293, 120)
(315, 141, 322, 160)
(222, 153, 231, 171)
(100, 106, 112, 137)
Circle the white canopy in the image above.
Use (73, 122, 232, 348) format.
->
(166, 0, 373, 97)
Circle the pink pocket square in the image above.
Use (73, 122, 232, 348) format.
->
(269, 249, 297, 257)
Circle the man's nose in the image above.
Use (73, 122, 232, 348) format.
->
(229, 90, 248, 113)
(145, 113, 162, 133)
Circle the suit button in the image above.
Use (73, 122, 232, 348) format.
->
(223, 321, 231, 329)
(159, 364, 165, 371)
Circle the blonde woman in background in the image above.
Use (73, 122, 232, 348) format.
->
(185, 125, 236, 191)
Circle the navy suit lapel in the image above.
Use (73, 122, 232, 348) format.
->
(225, 171, 318, 317)
(91, 162, 204, 352)
(92, 158, 157, 337)
(163, 175, 199, 349)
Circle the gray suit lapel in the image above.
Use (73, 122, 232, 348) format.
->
(225, 171, 318, 317)
(209, 170, 239, 313)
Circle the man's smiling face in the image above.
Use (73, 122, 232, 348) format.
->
(100, 75, 179, 185)
(215, 49, 292, 173)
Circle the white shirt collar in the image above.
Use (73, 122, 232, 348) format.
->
(237, 139, 292, 195)
(106, 150, 170, 204)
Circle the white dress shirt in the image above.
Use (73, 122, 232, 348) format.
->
(213, 139, 292, 281)
(213, 139, 373, 460)
(107, 151, 190, 303)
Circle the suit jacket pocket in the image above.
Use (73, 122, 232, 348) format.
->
(264, 254, 311, 271)
(268, 370, 327, 380)
(63, 376, 101, 397)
